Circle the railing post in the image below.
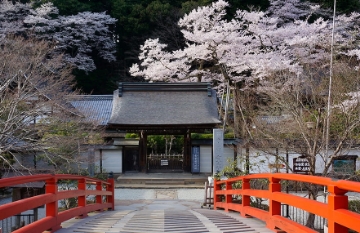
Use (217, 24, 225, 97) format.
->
(240, 177, 251, 218)
(77, 178, 88, 218)
(45, 176, 61, 232)
(225, 180, 232, 212)
(96, 181, 103, 209)
(106, 172, 115, 211)
(266, 177, 281, 231)
(213, 179, 221, 210)
(327, 185, 348, 233)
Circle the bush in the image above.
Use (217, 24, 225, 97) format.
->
(349, 200, 360, 213)
(191, 132, 235, 139)
(191, 133, 213, 139)
(125, 133, 138, 139)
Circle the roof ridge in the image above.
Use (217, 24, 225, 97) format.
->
(118, 82, 213, 97)
(68, 95, 113, 100)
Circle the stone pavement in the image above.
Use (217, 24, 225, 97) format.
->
(1, 178, 274, 233)
(56, 190, 273, 233)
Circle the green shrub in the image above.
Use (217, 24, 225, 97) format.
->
(191, 132, 234, 139)
(349, 200, 360, 213)
(191, 133, 212, 139)
(224, 132, 235, 138)
(348, 200, 360, 233)
(125, 133, 138, 139)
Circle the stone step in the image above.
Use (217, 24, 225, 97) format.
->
(115, 172, 210, 188)
(118, 178, 206, 183)
(145, 180, 185, 185)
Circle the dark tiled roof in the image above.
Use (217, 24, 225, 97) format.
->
(109, 83, 221, 126)
(69, 95, 113, 125)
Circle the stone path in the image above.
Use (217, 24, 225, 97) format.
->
(56, 200, 273, 233)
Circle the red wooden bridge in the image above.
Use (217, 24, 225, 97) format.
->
(214, 173, 360, 233)
(0, 173, 360, 233)
(0, 174, 114, 233)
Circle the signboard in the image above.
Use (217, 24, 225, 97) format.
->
(333, 155, 357, 175)
(293, 156, 310, 174)
(213, 129, 224, 175)
(191, 146, 200, 173)
(161, 160, 168, 166)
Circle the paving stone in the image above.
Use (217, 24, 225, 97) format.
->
(56, 200, 273, 233)
(155, 190, 178, 199)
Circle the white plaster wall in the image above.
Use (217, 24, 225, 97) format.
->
(200, 145, 212, 173)
(236, 148, 358, 174)
(100, 149, 122, 173)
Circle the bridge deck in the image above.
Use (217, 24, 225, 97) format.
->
(56, 200, 273, 233)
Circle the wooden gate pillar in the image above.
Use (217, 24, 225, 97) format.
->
(183, 132, 191, 172)
(138, 131, 147, 172)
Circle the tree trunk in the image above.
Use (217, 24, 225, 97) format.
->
(305, 184, 319, 229)
(306, 213, 316, 229)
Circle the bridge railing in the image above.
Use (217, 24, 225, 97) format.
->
(214, 173, 360, 233)
(0, 174, 115, 233)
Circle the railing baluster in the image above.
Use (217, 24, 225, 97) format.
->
(77, 178, 88, 219)
(107, 173, 115, 211)
(327, 185, 348, 233)
(225, 180, 232, 212)
(240, 177, 251, 218)
(213, 179, 221, 210)
(267, 177, 281, 230)
(96, 181, 103, 208)
(45, 176, 61, 232)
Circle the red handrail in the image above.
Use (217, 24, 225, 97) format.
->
(0, 174, 115, 233)
(213, 173, 360, 233)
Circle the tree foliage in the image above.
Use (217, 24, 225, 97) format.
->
(130, 0, 360, 89)
(235, 60, 360, 227)
(243, 61, 360, 175)
(309, 0, 360, 13)
(33, 0, 93, 15)
(129, 0, 360, 188)
(130, 0, 335, 88)
(0, 1, 117, 72)
(3, 0, 360, 94)
(0, 35, 101, 175)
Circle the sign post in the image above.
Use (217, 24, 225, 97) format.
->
(191, 146, 200, 173)
(213, 129, 224, 175)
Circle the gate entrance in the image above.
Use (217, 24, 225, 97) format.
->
(147, 154, 183, 172)
(123, 147, 139, 172)
(107, 82, 221, 172)
(146, 135, 184, 172)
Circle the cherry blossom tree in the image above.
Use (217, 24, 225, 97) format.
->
(0, 0, 117, 72)
(130, 2, 360, 227)
(266, 0, 330, 23)
(0, 0, 31, 39)
(129, 0, 327, 86)
(130, 0, 360, 89)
